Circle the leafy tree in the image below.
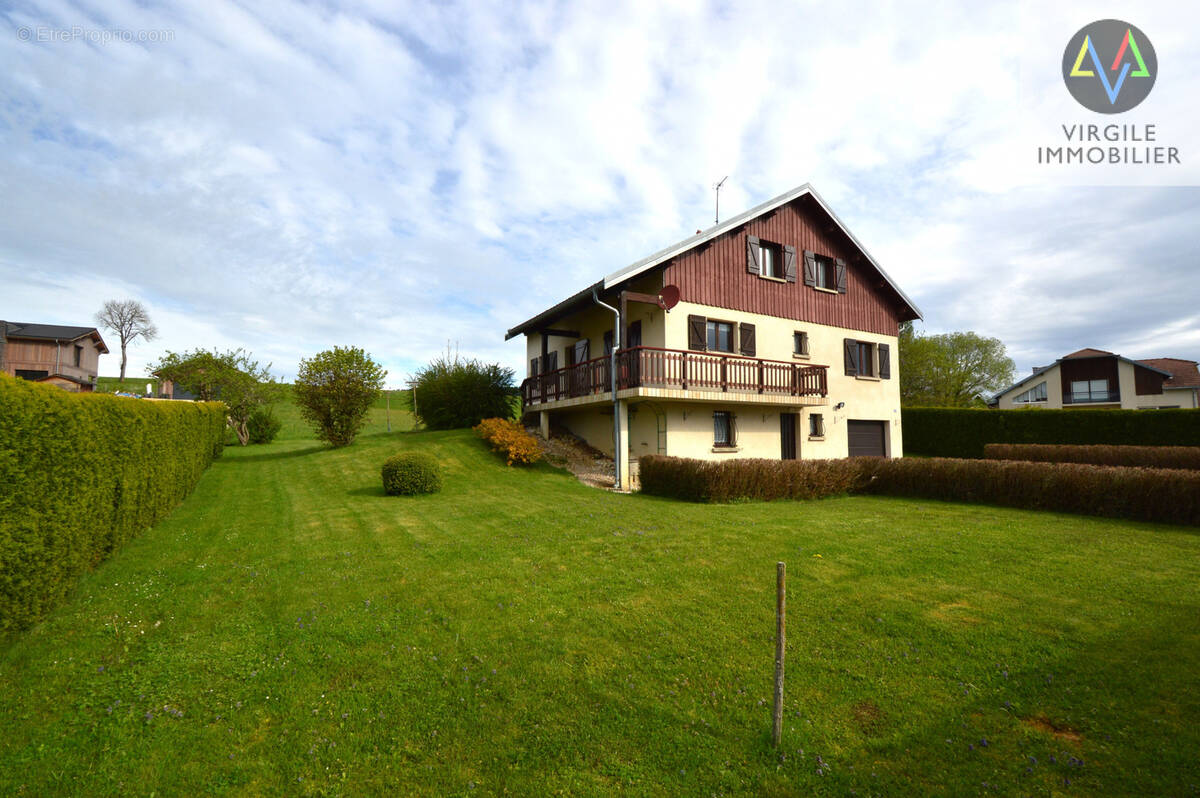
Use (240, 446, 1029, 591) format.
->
(151, 349, 280, 445)
(410, 355, 515, 430)
(898, 322, 1016, 407)
(293, 347, 387, 447)
(95, 299, 158, 380)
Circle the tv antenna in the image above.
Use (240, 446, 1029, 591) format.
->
(713, 176, 728, 226)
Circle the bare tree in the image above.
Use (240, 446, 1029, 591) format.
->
(95, 299, 158, 380)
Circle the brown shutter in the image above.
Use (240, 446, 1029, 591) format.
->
(878, 343, 890, 379)
(546, 351, 557, 371)
(626, 320, 642, 348)
(802, 250, 817, 286)
(575, 339, 590, 363)
(783, 245, 797, 283)
(739, 323, 756, 356)
(531, 357, 539, 376)
(844, 338, 858, 376)
(688, 314, 707, 351)
(835, 258, 847, 293)
(746, 235, 761, 275)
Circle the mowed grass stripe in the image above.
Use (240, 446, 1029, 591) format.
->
(1, 406, 1198, 795)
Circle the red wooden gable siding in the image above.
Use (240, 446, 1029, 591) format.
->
(662, 196, 906, 336)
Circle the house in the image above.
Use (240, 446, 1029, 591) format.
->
(0, 320, 108, 392)
(989, 348, 1198, 409)
(505, 184, 923, 487)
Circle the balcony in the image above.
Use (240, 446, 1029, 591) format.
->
(1063, 390, 1121, 405)
(521, 346, 828, 407)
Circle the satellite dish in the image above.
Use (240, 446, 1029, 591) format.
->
(659, 284, 681, 311)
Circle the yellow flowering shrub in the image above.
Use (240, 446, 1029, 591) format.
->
(473, 417, 543, 466)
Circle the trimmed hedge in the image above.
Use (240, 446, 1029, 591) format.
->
(984, 443, 1200, 470)
(0, 376, 226, 633)
(863, 457, 1200, 526)
(381, 452, 442, 496)
(639, 453, 1200, 526)
(903, 407, 1200, 458)
(639, 455, 867, 503)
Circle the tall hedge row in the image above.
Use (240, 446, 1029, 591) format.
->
(902, 407, 1200, 458)
(0, 376, 226, 633)
(983, 443, 1200, 470)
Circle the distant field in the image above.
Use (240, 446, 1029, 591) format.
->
(2, 396, 1198, 795)
(95, 376, 161, 394)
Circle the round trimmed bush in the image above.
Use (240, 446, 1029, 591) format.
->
(381, 452, 442, 496)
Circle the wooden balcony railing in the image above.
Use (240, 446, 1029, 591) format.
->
(521, 346, 829, 406)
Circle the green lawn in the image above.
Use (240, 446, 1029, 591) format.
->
(2, 400, 1199, 795)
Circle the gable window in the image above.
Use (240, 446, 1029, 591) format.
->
(804, 251, 847, 293)
(1069, 379, 1112, 403)
(844, 339, 891, 379)
(713, 411, 736, 448)
(706, 320, 734, 353)
(809, 413, 825, 438)
(1013, 381, 1048, 403)
(793, 331, 809, 356)
(760, 241, 783, 279)
(746, 235, 797, 282)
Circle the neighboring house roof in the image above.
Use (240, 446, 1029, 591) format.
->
(36, 373, 94, 386)
(505, 183, 923, 341)
(989, 348, 1175, 403)
(3, 321, 110, 353)
(1138, 357, 1200, 389)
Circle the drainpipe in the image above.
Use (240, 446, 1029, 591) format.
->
(592, 286, 622, 490)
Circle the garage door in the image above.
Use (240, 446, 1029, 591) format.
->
(847, 420, 886, 457)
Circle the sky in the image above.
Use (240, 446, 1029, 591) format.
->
(2, 0, 1198, 386)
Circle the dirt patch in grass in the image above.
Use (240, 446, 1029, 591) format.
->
(928, 601, 982, 625)
(852, 700, 885, 734)
(1024, 716, 1083, 743)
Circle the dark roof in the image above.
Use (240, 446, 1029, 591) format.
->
(1138, 358, 1200, 389)
(2, 321, 109, 353)
(506, 183, 923, 341)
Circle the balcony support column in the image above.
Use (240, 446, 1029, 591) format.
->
(539, 410, 551, 440)
(617, 399, 631, 490)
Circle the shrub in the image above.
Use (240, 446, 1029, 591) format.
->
(639, 455, 870, 503)
(294, 347, 387, 447)
(862, 457, 1200, 526)
(247, 406, 282, 444)
(412, 356, 516, 430)
(474, 418, 542, 465)
(0, 375, 226, 633)
(903, 407, 1200, 458)
(381, 452, 442, 495)
(984, 443, 1200, 470)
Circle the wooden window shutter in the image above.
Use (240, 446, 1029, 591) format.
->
(878, 343, 891, 379)
(575, 339, 590, 363)
(530, 357, 539, 376)
(802, 250, 817, 286)
(603, 330, 613, 355)
(746, 235, 762, 275)
(688, 314, 707, 351)
(626, 320, 642, 348)
(783, 245, 798, 283)
(546, 351, 558, 372)
(835, 258, 848, 293)
(739, 323, 756, 356)
(844, 338, 858, 376)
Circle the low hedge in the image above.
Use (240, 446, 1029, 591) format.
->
(639, 455, 868, 503)
(984, 443, 1200, 470)
(474, 417, 542, 465)
(863, 457, 1200, 526)
(381, 452, 442, 495)
(0, 376, 226, 633)
(903, 407, 1200, 458)
(639, 453, 1200, 526)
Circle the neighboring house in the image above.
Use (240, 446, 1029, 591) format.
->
(0, 320, 108, 392)
(506, 184, 923, 486)
(990, 348, 1197, 409)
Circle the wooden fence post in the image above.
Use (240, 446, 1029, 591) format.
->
(773, 561, 786, 748)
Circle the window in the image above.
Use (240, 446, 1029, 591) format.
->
(1013, 381, 1048, 403)
(706, 320, 734, 353)
(74, 345, 83, 367)
(1070, 379, 1111, 403)
(793, 331, 809, 356)
(15, 370, 49, 381)
(844, 338, 890, 379)
(760, 241, 783, 279)
(814, 254, 836, 289)
(809, 413, 825, 438)
(713, 411, 736, 447)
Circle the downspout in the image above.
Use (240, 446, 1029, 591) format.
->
(592, 286, 622, 490)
